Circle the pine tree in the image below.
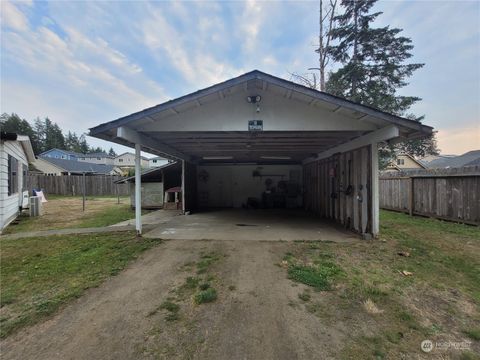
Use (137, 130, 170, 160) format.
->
(326, 0, 438, 163)
(108, 147, 117, 157)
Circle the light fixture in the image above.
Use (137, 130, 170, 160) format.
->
(202, 156, 233, 160)
(246, 95, 261, 103)
(260, 156, 292, 160)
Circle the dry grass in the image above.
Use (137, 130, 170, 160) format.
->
(363, 299, 384, 314)
(3, 196, 132, 234)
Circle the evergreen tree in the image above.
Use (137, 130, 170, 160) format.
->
(0, 113, 42, 154)
(108, 147, 117, 157)
(79, 134, 90, 154)
(326, 0, 438, 163)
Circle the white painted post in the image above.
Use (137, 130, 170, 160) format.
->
(181, 159, 186, 214)
(371, 143, 379, 236)
(135, 143, 142, 235)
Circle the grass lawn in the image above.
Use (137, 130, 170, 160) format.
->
(284, 210, 480, 359)
(2, 196, 148, 234)
(0, 231, 162, 338)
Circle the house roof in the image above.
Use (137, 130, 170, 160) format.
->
(39, 148, 83, 157)
(90, 70, 432, 136)
(427, 150, 480, 168)
(115, 152, 149, 160)
(39, 157, 118, 174)
(1, 132, 36, 162)
(115, 162, 179, 183)
(89, 70, 433, 162)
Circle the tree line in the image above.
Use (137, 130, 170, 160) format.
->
(294, 0, 438, 167)
(0, 113, 116, 156)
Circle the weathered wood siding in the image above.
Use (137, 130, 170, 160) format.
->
(379, 167, 480, 225)
(28, 175, 130, 196)
(304, 145, 372, 235)
(0, 140, 28, 230)
(183, 162, 197, 212)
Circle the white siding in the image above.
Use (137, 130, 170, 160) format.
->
(0, 140, 28, 231)
(78, 156, 114, 165)
(115, 153, 148, 167)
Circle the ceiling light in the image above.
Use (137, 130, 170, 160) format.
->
(202, 156, 233, 160)
(260, 156, 292, 160)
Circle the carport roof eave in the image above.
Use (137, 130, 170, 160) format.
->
(89, 70, 433, 140)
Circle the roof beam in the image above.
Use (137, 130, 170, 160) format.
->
(116, 126, 190, 161)
(304, 125, 400, 163)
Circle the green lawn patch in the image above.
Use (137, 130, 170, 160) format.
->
(194, 288, 217, 304)
(285, 254, 343, 291)
(0, 231, 162, 338)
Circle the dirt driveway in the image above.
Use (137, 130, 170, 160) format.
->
(1, 239, 344, 360)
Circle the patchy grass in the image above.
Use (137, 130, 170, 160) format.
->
(194, 288, 217, 304)
(196, 252, 222, 274)
(463, 328, 480, 341)
(2, 196, 140, 234)
(283, 251, 343, 290)
(284, 210, 480, 358)
(0, 231, 162, 338)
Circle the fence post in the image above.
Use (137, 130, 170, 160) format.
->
(408, 177, 414, 216)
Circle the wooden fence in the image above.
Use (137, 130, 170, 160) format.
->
(379, 166, 480, 225)
(28, 174, 130, 196)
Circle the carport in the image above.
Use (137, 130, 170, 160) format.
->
(89, 70, 432, 238)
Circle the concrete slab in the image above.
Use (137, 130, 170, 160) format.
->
(143, 209, 359, 242)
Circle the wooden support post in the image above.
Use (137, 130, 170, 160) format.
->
(408, 177, 414, 216)
(135, 143, 142, 235)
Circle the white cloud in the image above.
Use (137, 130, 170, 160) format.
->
(1, 1, 29, 31)
(437, 125, 480, 155)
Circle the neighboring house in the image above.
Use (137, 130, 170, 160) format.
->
(424, 150, 480, 168)
(77, 152, 114, 165)
(0, 132, 35, 232)
(148, 156, 169, 168)
(385, 153, 427, 171)
(39, 148, 82, 161)
(114, 152, 149, 167)
(34, 157, 121, 175)
(90, 69, 433, 237)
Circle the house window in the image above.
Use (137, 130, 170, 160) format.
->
(22, 164, 29, 191)
(97, 157, 101, 160)
(7, 155, 18, 196)
(119, 159, 123, 162)
(81, 157, 85, 160)
(153, 160, 157, 163)
(61, 155, 66, 159)
(397, 158, 405, 165)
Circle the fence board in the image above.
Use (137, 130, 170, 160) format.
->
(28, 175, 130, 196)
(379, 167, 480, 225)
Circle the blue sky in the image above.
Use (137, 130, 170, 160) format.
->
(1, 0, 479, 156)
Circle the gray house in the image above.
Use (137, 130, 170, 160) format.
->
(89, 70, 432, 236)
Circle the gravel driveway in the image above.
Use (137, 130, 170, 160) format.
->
(1, 239, 345, 360)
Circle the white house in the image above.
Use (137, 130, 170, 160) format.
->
(148, 156, 169, 168)
(77, 152, 114, 165)
(114, 152, 149, 167)
(89, 70, 433, 237)
(0, 133, 35, 232)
